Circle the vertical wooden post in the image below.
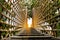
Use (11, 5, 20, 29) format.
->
(32, 8, 36, 28)
(32, 8, 34, 28)
(25, 6, 27, 29)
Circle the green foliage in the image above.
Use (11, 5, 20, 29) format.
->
(4, 3, 11, 10)
(0, 23, 10, 29)
(32, 0, 36, 7)
(0, 0, 5, 4)
(1, 31, 7, 37)
(58, 0, 60, 5)
(31, 0, 39, 8)
(56, 23, 60, 36)
(2, 16, 7, 21)
(0, 6, 3, 12)
(0, 14, 7, 22)
(28, 7, 32, 18)
(56, 23, 60, 29)
(0, 0, 11, 10)
(28, 13, 32, 18)
(0, 0, 14, 39)
(0, 23, 6, 29)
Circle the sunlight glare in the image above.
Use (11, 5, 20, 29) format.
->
(27, 18, 32, 28)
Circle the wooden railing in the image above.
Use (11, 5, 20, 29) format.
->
(0, 0, 25, 39)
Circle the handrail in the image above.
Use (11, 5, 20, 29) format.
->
(0, 2, 24, 24)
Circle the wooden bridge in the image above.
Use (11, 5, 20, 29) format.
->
(0, 0, 60, 40)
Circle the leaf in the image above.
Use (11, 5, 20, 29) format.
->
(4, 3, 11, 10)
(0, 6, 3, 12)
(58, 0, 60, 5)
(0, 0, 5, 4)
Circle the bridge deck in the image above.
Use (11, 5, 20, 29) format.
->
(9, 28, 59, 40)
